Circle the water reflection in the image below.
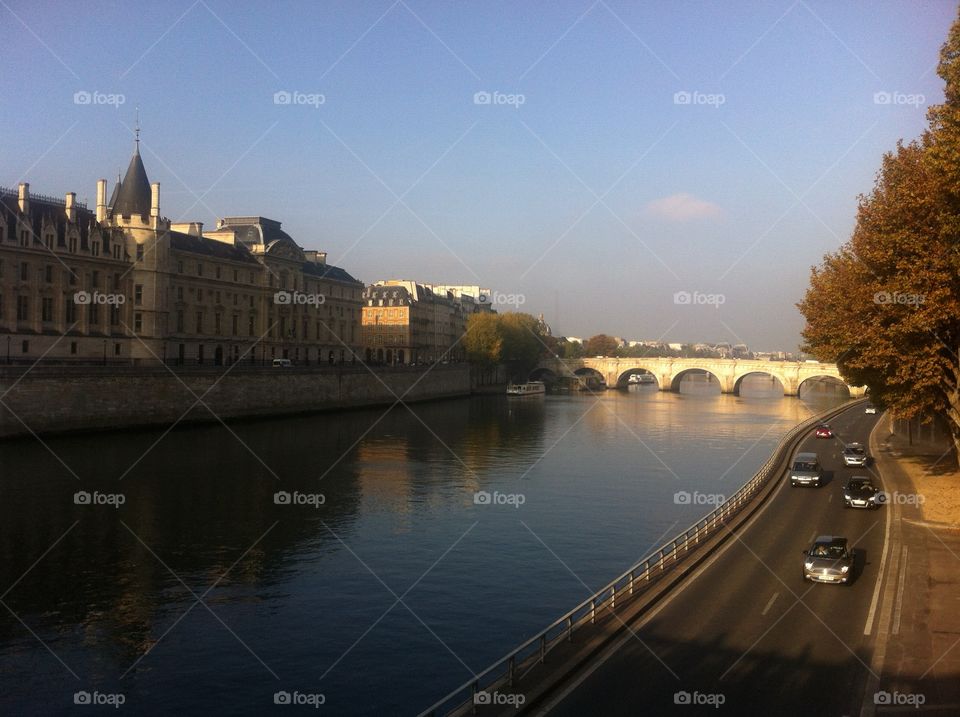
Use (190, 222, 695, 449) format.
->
(0, 386, 846, 715)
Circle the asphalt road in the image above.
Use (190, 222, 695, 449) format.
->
(540, 404, 884, 717)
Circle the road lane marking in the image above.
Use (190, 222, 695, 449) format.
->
(892, 546, 908, 635)
(761, 592, 779, 616)
(864, 418, 894, 637)
(828, 493, 833, 503)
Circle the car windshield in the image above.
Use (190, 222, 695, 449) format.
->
(794, 461, 817, 471)
(845, 447, 865, 455)
(850, 480, 873, 490)
(812, 544, 847, 558)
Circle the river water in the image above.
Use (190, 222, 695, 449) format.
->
(0, 375, 846, 715)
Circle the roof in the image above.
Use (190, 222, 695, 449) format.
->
(112, 146, 151, 217)
(168, 230, 258, 264)
(0, 190, 104, 251)
(302, 260, 361, 284)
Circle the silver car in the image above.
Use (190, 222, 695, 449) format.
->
(842, 443, 868, 467)
(790, 452, 822, 487)
(803, 536, 853, 583)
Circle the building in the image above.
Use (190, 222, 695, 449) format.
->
(361, 280, 472, 365)
(0, 133, 364, 365)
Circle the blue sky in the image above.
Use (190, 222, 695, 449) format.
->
(1, 0, 955, 350)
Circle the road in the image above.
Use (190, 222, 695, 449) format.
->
(540, 403, 884, 717)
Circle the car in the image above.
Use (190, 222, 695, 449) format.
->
(814, 424, 833, 439)
(865, 405, 877, 414)
(790, 452, 822, 487)
(272, 358, 293, 368)
(803, 536, 853, 583)
(842, 443, 868, 467)
(843, 476, 880, 509)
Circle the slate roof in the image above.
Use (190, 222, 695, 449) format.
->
(112, 147, 151, 217)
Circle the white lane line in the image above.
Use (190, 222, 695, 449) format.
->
(810, 531, 817, 544)
(892, 546, 908, 635)
(828, 493, 833, 503)
(761, 592, 779, 616)
(864, 418, 894, 637)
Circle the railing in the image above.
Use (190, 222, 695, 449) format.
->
(0, 186, 88, 209)
(418, 398, 864, 717)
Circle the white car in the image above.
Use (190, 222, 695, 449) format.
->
(864, 405, 877, 414)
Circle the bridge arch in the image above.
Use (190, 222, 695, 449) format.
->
(614, 367, 661, 389)
(670, 367, 724, 393)
(529, 366, 559, 383)
(733, 371, 785, 396)
(798, 375, 851, 398)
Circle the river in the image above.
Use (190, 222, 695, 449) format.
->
(0, 374, 847, 715)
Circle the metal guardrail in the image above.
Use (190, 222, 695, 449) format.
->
(419, 399, 864, 717)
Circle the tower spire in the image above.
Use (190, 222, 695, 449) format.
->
(134, 105, 140, 152)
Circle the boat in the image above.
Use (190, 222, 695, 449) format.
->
(637, 374, 656, 384)
(506, 381, 546, 396)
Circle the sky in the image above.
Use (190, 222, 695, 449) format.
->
(1, 0, 955, 351)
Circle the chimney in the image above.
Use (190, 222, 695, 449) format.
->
(150, 182, 160, 217)
(96, 179, 107, 222)
(17, 183, 29, 213)
(65, 192, 76, 222)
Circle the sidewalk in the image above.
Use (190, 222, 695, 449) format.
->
(865, 415, 960, 714)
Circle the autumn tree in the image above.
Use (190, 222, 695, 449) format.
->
(464, 312, 503, 368)
(584, 334, 619, 357)
(799, 9, 960, 454)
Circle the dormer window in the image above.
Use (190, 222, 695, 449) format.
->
(45, 234, 53, 249)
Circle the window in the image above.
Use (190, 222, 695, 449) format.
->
(249, 295, 254, 308)
(89, 304, 99, 325)
(177, 286, 184, 301)
(110, 305, 120, 326)
(195, 311, 203, 334)
(65, 300, 76, 323)
(45, 265, 53, 283)
(114, 343, 121, 356)
(233, 269, 238, 282)
(16, 295, 28, 321)
(0, 259, 3, 277)
(248, 315, 255, 336)
(197, 263, 203, 276)
(198, 345, 204, 363)
(41, 298, 53, 322)
(91, 241, 99, 256)
(215, 291, 221, 304)
(92, 271, 100, 288)
(70, 341, 77, 355)
(20, 262, 28, 281)
(197, 288, 203, 301)
(136, 244, 144, 261)
(113, 273, 121, 290)
(69, 269, 77, 286)
(177, 310, 184, 333)
(20, 230, 28, 246)
(232, 315, 238, 335)
(134, 312, 142, 333)
(69, 236, 77, 253)
(214, 312, 222, 335)
(113, 245, 121, 259)
(177, 260, 184, 274)
(21, 340, 28, 353)
(135, 285, 143, 305)
(215, 266, 221, 279)
(233, 293, 238, 306)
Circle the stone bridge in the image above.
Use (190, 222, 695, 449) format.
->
(531, 357, 865, 397)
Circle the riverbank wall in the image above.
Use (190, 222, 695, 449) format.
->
(0, 364, 479, 438)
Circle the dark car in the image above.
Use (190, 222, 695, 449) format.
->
(814, 424, 833, 439)
(843, 476, 880, 509)
(803, 536, 853, 583)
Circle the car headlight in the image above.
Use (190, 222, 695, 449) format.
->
(804, 561, 814, 570)
(844, 494, 851, 500)
(841, 565, 850, 573)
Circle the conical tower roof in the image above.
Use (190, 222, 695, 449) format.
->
(112, 145, 151, 217)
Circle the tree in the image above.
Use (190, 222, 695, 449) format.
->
(464, 312, 502, 368)
(799, 8, 960, 455)
(499, 312, 544, 378)
(584, 334, 619, 357)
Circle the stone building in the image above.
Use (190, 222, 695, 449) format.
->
(360, 280, 473, 365)
(0, 135, 363, 365)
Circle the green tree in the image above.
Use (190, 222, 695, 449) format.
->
(499, 312, 544, 378)
(799, 9, 960, 454)
(464, 312, 503, 367)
